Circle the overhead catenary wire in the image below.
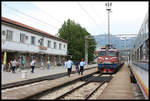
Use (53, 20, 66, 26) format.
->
(77, 2, 105, 34)
(2, 8, 57, 33)
(3, 4, 59, 30)
(90, 4, 106, 33)
(34, 5, 62, 24)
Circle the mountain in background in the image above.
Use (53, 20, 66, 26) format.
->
(93, 34, 136, 50)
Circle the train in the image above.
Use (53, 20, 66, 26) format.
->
(128, 12, 149, 99)
(96, 44, 123, 73)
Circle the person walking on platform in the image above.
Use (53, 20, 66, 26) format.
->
(66, 58, 73, 77)
(80, 58, 85, 75)
(8, 60, 12, 72)
(47, 60, 50, 69)
(30, 59, 35, 73)
(11, 59, 17, 73)
(21, 57, 25, 70)
(64, 60, 67, 68)
(16, 60, 20, 72)
(75, 60, 80, 74)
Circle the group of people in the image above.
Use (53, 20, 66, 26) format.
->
(2, 57, 85, 77)
(65, 58, 85, 77)
(2, 58, 50, 73)
(5, 57, 25, 73)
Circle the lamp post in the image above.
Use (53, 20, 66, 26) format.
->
(105, 2, 112, 44)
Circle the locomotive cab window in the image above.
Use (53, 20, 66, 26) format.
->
(108, 51, 116, 56)
(98, 51, 106, 56)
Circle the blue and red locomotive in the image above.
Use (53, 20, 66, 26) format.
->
(96, 44, 122, 73)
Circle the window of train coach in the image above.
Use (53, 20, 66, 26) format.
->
(98, 51, 106, 56)
(146, 39, 149, 59)
(146, 21, 148, 34)
(108, 51, 116, 57)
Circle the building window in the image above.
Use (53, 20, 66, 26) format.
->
(54, 42, 57, 49)
(59, 43, 62, 49)
(31, 36, 35, 45)
(40, 38, 44, 46)
(6, 30, 13, 41)
(48, 40, 51, 48)
(64, 44, 66, 49)
(20, 33, 26, 43)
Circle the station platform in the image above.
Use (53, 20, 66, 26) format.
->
(2, 64, 98, 99)
(1, 64, 97, 85)
(97, 63, 135, 99)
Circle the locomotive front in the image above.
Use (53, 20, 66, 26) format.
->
(97, 46, 120, 73)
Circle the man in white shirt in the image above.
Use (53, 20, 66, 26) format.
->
(11, 59, 17, 73)
(30, 59, 35, 73)
(80, 58, 85, 75)
(47, 60, 50, 69)
(64, 61, 67, 68)
(66, 58, 73, 77)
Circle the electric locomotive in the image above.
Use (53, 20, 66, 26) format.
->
(97, 44, 121, 73)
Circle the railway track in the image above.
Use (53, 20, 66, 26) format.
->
(32, 73, 113, 100)
(2, 66, 96, 90)
(2, 67, 98, 99)
(2, 72, 67, 90)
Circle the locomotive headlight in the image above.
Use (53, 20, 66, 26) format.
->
(110, 57, 117, 59)
(105, 57, 108, 60)
(98, 57, 104, 60)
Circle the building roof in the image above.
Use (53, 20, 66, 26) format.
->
(2, 17, 67, 43)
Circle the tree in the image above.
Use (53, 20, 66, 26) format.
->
(58, 19, 96, 62)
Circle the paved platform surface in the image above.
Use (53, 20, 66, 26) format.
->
(2, 65, 98, 99)
(1, 64, 97, 85)
(97, 63, 135, 99)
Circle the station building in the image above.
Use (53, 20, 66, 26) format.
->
(1, 17, 68, 68)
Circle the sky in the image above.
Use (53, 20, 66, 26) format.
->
(2, 1, 148, 36)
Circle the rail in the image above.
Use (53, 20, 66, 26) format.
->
(2, 66, 96, 90)
(54, 73, 112, 100)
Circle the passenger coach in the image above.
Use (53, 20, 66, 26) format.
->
(129, 12, 149, 99)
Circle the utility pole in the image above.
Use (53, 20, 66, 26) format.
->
(85, 35, 95, 66)
(85, 36, 88, 65)
(105, 2, 112, 44)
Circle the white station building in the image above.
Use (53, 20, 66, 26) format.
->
(1, 17, 68, 68)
